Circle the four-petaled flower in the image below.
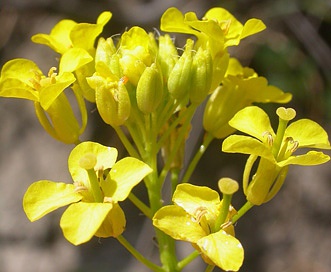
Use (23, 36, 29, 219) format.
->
(0, 59, 86, 144)
(23, 141, 152, 245)
(222, 106, 331, 205)
(153, 183, 244, 271)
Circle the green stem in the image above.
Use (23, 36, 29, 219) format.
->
(205, 264, 215, 272)
(114, 126, 140, 159)
(231, 201, 254, 225)
(158, 105, 197, 185)
(156, 103, 191, 153)
(143, 113, 178, 272)
(128, 192, 152, 219)
(177, 250, 200, 270)
(116, 235, 164, 272)
(170, 168, 180, 196)
(181, 132, 213, 184)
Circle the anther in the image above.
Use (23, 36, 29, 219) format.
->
(262, 131, 274, 146)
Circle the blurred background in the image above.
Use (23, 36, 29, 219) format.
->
(1, 0, 331, 271)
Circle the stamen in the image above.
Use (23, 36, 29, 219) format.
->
(103, 196, 113, 203)
(191, 206, 208, 223)
(262, 131, 274, 146)
(289, 139, 299, 153)
(74, 181, 88, 193)
(221, 220, 232, 229)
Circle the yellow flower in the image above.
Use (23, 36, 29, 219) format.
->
(222, 106, 331, 205)
(203, 58, 292, 139)
(31, 11, 112, 102)
(0, 58, 86, 144)
(153, 183, 244, 271)
(23, 141, 152, 245)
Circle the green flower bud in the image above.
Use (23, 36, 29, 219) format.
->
(167, 39, 194, 101)
(95, 79, 131, 127)
(120, 54, 146, 86)
(136, 63, 163, 114)
(158, 34, 178, 82)
(189, 47, 213, 104)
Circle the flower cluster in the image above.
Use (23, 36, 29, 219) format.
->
(1, 5, 330, 272)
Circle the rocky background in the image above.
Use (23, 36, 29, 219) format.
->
(1, 0, 331, 271)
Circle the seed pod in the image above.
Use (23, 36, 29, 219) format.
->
(136, 63, 163, 114)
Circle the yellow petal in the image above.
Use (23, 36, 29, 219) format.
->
(23, 180, 82, 221)
(229, 106, 275, 142)
(153, 205, 207, 243)
(101, 157, 152, 201)
(95, 203, 126, 238)
(173, 183, 221, 219)
(60, 202, 112, 245)
(197, 230, 244, 271)
(68, 141, 118, 186)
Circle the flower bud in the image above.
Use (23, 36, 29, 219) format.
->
(120, 54, 146, 86)
(167, 39, 194, 101)
(189, 47, 213, 104)
(95, 37, 117, 77)
(157, 34, 178, 82)
(95, 79, 131, 127)
(136, 63, 163, 114)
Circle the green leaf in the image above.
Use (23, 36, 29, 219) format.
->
(197, 230, 244, 271)
(60, 202, 112, 245)
(23, 180, 82, 221)
(102, 157, 152, 201)
(285, 119, 331, 149)
(229, 106, 275, 142)
(153, 205, 207, 243)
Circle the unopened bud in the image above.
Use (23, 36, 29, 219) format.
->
(136, 63, 163, 114)
(158, 34, 178, 82)
(167, 39, 194, 101)
(95, 79, 131, 127)
(189, 47, 213, 104)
